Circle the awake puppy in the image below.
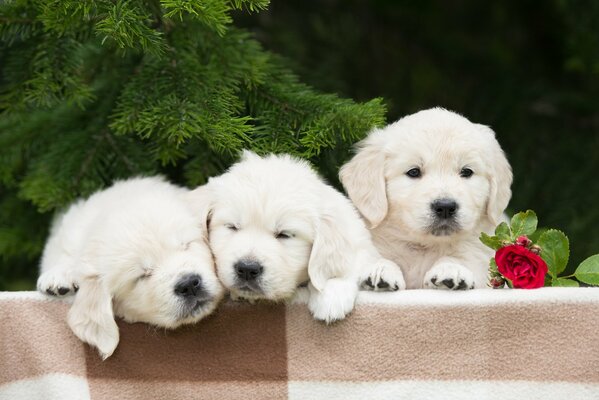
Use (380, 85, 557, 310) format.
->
(192, 151, 405, 323)
(37, 177, 224, 359)
(340, 108, 512, 290)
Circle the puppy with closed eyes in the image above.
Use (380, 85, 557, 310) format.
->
(340, 108, 512, 290)
(37, 177, 224, 359)
(191, 151, 405, 323)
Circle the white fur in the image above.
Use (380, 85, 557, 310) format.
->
(197, 151, 405, 323)
(340, 108, 512, 290)
(38, 177, 224, 359)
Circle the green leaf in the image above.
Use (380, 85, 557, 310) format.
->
(537, 229, 569, 277)
(510, 210, 538, 238)
(489, 257, 498, 273)
(552, 278, 579, 287)
(480, 232, 502, 250)
(575, 255, 599, 285)
(494, 222, 511, 241)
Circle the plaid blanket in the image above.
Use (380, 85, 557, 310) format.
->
(1, 288, 599, 400)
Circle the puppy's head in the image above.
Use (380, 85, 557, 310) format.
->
(205, 151, 342, 301)
(340, 108, 512, 241)
(68, 182, 223, 359)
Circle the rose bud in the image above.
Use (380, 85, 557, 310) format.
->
(529, 245, 542, 255)
(489, 276, 506, 289)
(515, 235, 532, 248)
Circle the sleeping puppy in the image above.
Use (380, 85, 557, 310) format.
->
(37, 177, 224, 359)
(191, 151, 405, 323)
(340, 108, 512, 290)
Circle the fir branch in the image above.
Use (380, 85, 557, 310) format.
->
(228, 0, 270, 13)
(103, 130, 137, 174)
(161, 0, 231, 35)
(95, 0, 166, 56)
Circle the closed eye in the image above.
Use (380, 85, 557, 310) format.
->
(225, 223, 239, 231)
(136, 269, 153, 282)
(276, 231, 294, 239)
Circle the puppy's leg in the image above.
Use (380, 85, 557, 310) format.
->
(357, 248, 406, 292)
(37, 248, 80, 297)
(308, 278, 358, 323)
(423, 258, 476, 290)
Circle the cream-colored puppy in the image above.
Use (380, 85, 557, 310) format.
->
(192, 151, 405, 323)
(340, 108, 512, 290)
(37, 177, 224, 359)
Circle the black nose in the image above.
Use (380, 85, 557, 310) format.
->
(234, 260, 264, 281)
(431, 198, 458, 219)
(174, 274, 203, 297)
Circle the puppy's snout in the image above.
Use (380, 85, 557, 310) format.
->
(174, 273, 204, 298)
(431, 198, 458, 219)
(234, 260, 264, 282)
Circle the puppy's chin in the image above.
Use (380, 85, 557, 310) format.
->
(176, 298, 218, 322)
(230, 285, 296, 302)
(428, 221, 462, 237)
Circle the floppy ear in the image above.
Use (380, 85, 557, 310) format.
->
(308, 214, 353, 291)
(67, 274, 119, 360)
(479, 125, 513, 225)
(339, 141, 388, 228)
(185, 185, 213, 235)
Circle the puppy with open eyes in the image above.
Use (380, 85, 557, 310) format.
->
(37, 177, 224, 359)
(340, 108, 512, 290)
(190, 151, 405, 323)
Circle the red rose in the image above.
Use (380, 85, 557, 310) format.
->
(495, 245, 548, 289)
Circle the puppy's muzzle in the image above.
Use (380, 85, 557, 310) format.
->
(174, 273, 213, 317)
(234, 259, 264, 282)
(174, 273, 205, 298)
(429, 198, 461, 236)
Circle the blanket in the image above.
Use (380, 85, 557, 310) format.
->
(1, 288, 599, 400)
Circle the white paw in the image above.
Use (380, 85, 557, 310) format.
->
(423, 263, 475, 290)
(361, 258, 406, 291)
(37, 269, 79, 297)
(308, 278, 357, 324)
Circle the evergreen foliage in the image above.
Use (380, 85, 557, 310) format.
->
(0, 0, 386, 289)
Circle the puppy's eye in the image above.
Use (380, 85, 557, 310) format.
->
(137, 269, 152, 281)
(406, 167, 422, 178)
(225, 223, 239, 231)
(460, 168, 474, 178)
(276, 231, 293, 240)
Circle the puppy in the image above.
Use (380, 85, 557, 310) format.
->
(37, 177, 224, 359)
(340, 108, 512, 290)
(191, 151, 405, 323)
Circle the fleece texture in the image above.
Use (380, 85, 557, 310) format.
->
(1, 288, 599, 400)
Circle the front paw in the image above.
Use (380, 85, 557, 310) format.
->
(308, 278, 358, 324)
(37, 269, 79, 297)
(361, 259, 406, 292)
(424, 263, 475, 290)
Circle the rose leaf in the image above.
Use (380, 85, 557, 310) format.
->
(537, 229, 569, 277)
(574, 254, 599, 285)
(480, 232, 502, 250)
(510, 210, 538, 238)
(495, 222, 511, 241)
(552, 278, 579, 287)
